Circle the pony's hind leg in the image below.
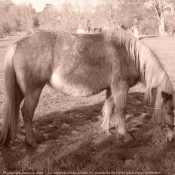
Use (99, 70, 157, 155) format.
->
(111, 81, 132, 141)
(101, 88, 115, 135)
(21, 86, 44, 147)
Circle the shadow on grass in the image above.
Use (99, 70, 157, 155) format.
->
(30, 92, 149, 144)
(2, 92, 173, 172)
(33, 101, 103, 143)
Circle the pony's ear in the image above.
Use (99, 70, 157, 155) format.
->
(161, 91, 173, 101)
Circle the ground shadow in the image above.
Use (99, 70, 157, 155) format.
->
(32, 101, 103, 143)
(24, 92, 151, 144)
(1, 92, 163, 172)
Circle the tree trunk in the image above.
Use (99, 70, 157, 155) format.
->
(159, 14, 165, 36)
(77, 16, 81, 29)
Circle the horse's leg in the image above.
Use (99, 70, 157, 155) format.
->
(21, 86, 44, 147)
(101, 88, 115, 135)
(111, 81, 131, 140)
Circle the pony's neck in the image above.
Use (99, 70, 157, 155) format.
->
(102, 28, 174, 94)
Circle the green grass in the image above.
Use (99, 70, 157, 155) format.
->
(1, 35, 175, 174)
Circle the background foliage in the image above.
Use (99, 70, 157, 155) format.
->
(0, 0, 175, 36)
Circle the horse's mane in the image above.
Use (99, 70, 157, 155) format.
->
(102, 28, 174, 123)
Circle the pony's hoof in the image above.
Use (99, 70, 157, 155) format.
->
(166, 134, 174, 142)
(165, 128, 175, 142)
(114, 132, 124, 140)
(123, 133, 134, 142)
(113, 132, 134, 142)
(100, 126, 112, 136)
(101, 129, 112, 136)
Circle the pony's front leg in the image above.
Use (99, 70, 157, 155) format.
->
(21, 87, 43, 147)
(111, 81, 132, 141)
(101, 88, 115, 135)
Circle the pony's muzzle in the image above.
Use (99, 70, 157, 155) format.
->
(161, 109, 175, 142)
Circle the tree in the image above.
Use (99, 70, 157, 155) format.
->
(60, 2, 78, 30)
(81, 0, 95, 30)
(13, 3, 36, 34)
(39, 3, 59, 30)
(33, 16, 40, 28)
(74, 0, 92, 30)
(93, 0, 145, 29)
(0, 0, 15, 36)
(147, 0, 175, 35)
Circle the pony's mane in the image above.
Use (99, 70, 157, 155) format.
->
(102, 28, 174, 123)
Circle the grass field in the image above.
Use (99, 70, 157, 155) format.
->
(0, 35, 175, 175)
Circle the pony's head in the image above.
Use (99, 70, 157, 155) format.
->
(161, 91, 175, 142)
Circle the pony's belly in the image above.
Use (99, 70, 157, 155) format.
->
(50, 73, 98, 97)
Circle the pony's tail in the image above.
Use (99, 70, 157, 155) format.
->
(0, 44, 23, 146)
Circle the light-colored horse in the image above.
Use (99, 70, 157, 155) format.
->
(0, 28, 175, 147)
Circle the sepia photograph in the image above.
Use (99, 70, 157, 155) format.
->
(0, 0, 175, 174)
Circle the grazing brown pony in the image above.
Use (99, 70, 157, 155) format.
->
(0, 28, 175, 147)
